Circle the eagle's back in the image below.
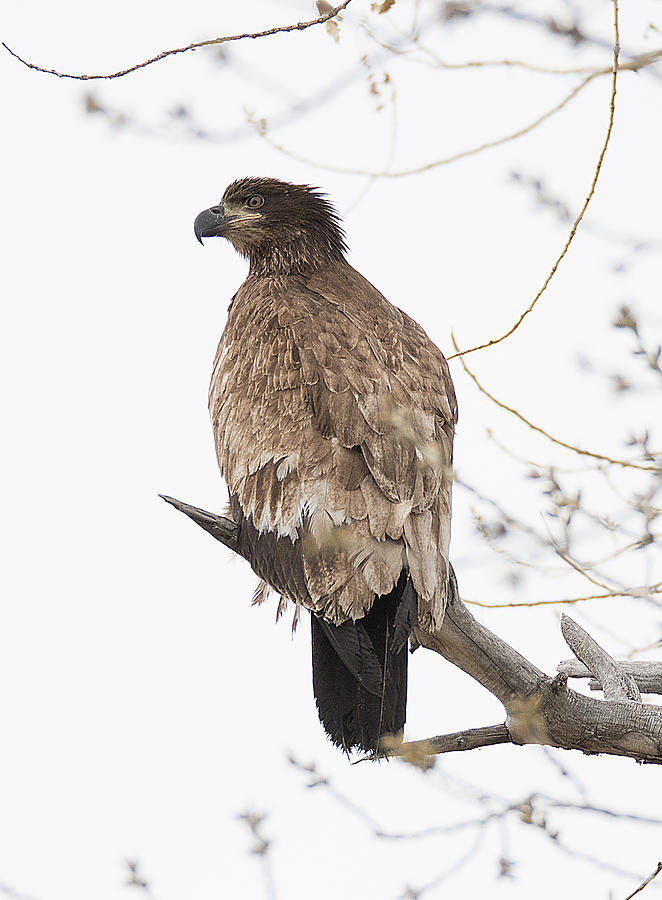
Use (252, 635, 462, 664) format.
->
(209, 259, 456, 630)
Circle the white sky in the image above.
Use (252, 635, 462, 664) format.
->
(2, 1, 662, 898)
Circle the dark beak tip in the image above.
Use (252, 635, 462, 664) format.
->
(194, 206, 224, 245)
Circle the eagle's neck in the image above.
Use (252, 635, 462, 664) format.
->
(245, 233, 347, 277)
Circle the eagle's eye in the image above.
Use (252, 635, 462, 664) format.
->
(246, 195, 264, 209)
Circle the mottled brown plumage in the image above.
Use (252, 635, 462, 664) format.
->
(194, 177, 457, 751)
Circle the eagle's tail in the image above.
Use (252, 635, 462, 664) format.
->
(311, 573, 416, 753)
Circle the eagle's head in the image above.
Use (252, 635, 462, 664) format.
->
(193, 177, 348, 275)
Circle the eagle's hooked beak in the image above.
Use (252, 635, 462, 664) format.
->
(194, 206, 227, 245)
(194, 205, 263, 244)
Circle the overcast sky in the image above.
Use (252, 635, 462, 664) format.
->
(2, 1, 662, 898)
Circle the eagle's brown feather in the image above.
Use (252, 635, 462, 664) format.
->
(209, 261, 456, 630)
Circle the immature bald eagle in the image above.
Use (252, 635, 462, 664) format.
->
(194, 178, 457, 752)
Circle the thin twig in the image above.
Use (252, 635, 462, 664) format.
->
(364, 16, 661, 76)
(624, 862, 662, 900)
(418, 49, 659, 77)
(552, 545, 616, 593)
(549, 832, 656, 884)
(252, 44, 660, 180)
(539, 797, 662, 826)
(2, 1, 353, 80)
(449, 0, 621, 359)
(256, 71, 599, 175)
(453, 338, 659, 472)
(406, 821, 491, 897)
(464, 589, 659, 610)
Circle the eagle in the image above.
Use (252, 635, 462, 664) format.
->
(193, 178, 457, 753)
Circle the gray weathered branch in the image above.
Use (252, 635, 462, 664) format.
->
(383, 724, 512, 765)
(558, 659, 662, 695)
(560, 614, 641, 701)
(161, 495, 662, 765)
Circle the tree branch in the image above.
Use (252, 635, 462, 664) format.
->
(560, 614, 641, 701)
(558, 660, 662, 696)
(2, 1, 353, 81)
(160, 493, 662, 764)
(452, 341, 660, 472)
(624, 861, 662, 900)
(253, 69, 600, 175)
(448, 0, 621, 360)
(384, 724, 511, 763)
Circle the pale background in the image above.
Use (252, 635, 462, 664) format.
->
(2, 1, 661, 898)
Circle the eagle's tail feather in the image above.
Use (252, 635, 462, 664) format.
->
(311, 572, 413, 753)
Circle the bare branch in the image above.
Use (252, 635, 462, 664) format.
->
(559, 660, 662, 695)
(624, 862, 662, 900)
(255, 70, 599, 175)
(452, 341, 660, 472)
(253, 43, 661, 178)
(2, 1, 353, 81)
(125, 860, 159, 899)
(416, 598, 662, 762)
(384, 724, 511, 761)
(237, 810, 277, 900)
(560, 614, 641, 701)
(552, 545, 617, 593)
(465, 590, 660, 610)
(448, 0, 621, 359)
(366, 18, 661, 78)
(539, 797, 662, 826)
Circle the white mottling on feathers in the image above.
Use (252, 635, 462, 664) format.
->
(248, 449, 299, 476)
(300, 479, 331, 536)
(256, 500, 274, 535)
(276, 452, 300, 479)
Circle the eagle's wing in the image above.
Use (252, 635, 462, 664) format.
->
(209, 264, 457, 630)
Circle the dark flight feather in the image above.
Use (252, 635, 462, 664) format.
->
(197, 177, 457, 752)
(316, 616, 384, 697)
(312, 572, 409, 752)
